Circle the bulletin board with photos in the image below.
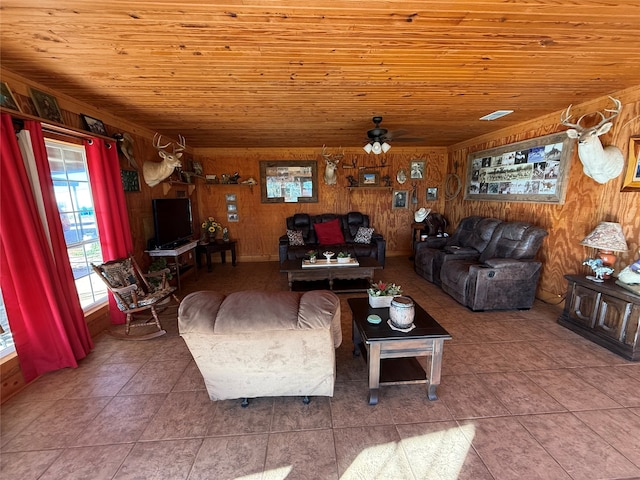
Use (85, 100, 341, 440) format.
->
(464, 132, 574, 204)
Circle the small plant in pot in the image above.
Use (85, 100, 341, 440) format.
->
(337, 251, 351, 263)
(367, 281, 403, 308)
(307, 250, 318, 263)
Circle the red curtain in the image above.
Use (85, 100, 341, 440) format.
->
(85, 138, 134, 324)
(0, 114, 93, 382)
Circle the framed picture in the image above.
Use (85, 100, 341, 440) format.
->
(410, 161, 425, 179)
(392, 190, 408, 209)
(227, 203, 237, 212)
(120, 169, 140, 192)
(426, 187, 438, 201)
(359, 171, 380, 186)
(227, 213, 239, 222)
(621, 136, 640, 192)
(0, 82, 21, 112)
(80, 114, 108, 135)
(260, 160, 318, 203)
(464, 132, 574, 204)
(225, 193, 237, 202)
(29, 87, 63, 123)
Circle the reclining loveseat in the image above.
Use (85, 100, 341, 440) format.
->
(415, 216, 548, 311)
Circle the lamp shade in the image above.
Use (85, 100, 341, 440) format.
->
(371, 141, 382, 154)
(580, 222, 628, 252)
(363, 143, 373, 154)
(381, 142, 391, 153)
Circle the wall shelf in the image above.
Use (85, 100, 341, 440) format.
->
(347, 186, 393, 191)
(162, 181, 195, 196)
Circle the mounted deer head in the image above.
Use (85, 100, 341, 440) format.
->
(142, 134, 186, 187)
(321, 145, 344, 185)
(560, 96, 624, 184)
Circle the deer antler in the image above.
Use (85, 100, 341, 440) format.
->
(174, 134, 186, 153)
(561, 96, 622, 131)
(152, 133, 171, 150)
(593, 96, 622, 130)
(560, 105, 581, 129)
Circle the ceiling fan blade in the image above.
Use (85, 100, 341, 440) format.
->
(382, 129, 409, 141)
(392, 137, 426, 142)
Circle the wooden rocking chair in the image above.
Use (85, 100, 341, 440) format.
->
(92, 255, 180, 339)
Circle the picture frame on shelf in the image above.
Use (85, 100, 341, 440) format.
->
(621, 136, 640, 192)
(29, 87, 63, 123)
(359, 171, 379, 186)
(0, 82, 21, 112)
(410, 160, 425, 179)
(80, 114, 108, 135)
(426, 187, 438, 201)
(260, 160, 318, 203)
(392, 190, 408, 209)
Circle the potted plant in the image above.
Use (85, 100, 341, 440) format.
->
(307, 249, 318, 263)
(367, 281, 403, 308)
(337, 251, 351, 263)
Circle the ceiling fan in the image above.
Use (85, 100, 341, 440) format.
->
(363, 116, 422, 154)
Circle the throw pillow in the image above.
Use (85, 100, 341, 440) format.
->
(286, 229, 305, 246)
(314, 218, 345, 245)
(354, 226, 374, 244)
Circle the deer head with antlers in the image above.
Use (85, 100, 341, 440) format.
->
(321, 145, 344, 185)
(560, 96, 624, 184)
(143, 133, 186, 187)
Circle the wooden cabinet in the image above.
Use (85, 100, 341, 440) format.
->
(558, 274, 640, 361)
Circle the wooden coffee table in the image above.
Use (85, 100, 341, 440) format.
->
(280, 257, 382, 292)
(348, 297, 451, 405)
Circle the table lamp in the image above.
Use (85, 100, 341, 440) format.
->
(580, 221, 628, 270)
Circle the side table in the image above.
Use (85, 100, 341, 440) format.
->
(197, 240, 237, 272)
(146, 240, 198, 292)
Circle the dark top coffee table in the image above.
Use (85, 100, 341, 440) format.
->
(348, 297, 452, 405)
(280, 257, 382, 292)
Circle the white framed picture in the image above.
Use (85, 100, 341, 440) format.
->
(227, 203, 237, 212)
(227, 213, 239, 222)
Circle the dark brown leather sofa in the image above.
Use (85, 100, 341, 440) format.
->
(279, 212, 386, 266)
(415, 216, 548, 311)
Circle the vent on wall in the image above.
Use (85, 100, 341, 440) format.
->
(479, 110, 514, 121)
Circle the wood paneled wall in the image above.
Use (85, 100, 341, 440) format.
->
(445, 86, 640, 299)
(193, 148, 448, 260)
(3, 68, 638, 301)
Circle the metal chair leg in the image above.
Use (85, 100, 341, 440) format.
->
(241, 398, 249, 408)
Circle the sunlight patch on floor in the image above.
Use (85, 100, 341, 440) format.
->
(340, 424, 476, 480)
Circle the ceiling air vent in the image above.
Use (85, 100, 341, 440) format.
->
(479, 110, 514, 121)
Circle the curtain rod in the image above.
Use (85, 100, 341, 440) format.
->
(1, 107, 114, 142)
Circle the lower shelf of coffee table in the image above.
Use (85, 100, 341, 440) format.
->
(356, 342, 428, 384)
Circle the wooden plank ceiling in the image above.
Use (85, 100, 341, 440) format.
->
(1, 1, 639, 149)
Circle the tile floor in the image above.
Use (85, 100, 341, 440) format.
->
(2, 257, 640, 479)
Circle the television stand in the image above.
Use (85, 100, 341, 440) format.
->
(146, 240, 198, 292)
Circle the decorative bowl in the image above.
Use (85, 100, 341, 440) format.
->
(323, 251, 335, 261)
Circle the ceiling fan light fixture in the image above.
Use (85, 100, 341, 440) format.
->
(363, 143, 373, 154)
(371, 141, 382, 154)
(381, 142, 391, 153)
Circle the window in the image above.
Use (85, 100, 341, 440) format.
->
(0, 291, 15, 357)
(46, 140, 107, 309)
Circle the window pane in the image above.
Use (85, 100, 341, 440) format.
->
(46, 140, 106, 308)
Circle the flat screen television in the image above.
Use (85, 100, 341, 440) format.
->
(152, 198, 194, 249)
